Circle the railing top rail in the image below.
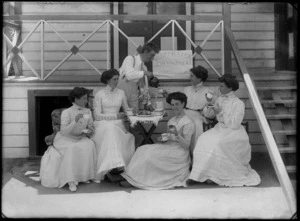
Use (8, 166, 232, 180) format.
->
(3, 14, 222, 22)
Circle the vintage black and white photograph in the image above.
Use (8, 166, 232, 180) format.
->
(2, 1, 297, 219)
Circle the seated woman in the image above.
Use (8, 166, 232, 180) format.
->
(40, 87, 97, 192)
(183, 65, 211, 156)
(189, 74, 261, 187)
(120, 92, 195, 190)
(91, 69, 135, 182)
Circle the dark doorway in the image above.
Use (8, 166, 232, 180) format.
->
(37, 96, 71, 155)
(274, 3, 297, 71)
(28, 90, 71, 157)
(28, 89, 94, 157)
(118, 2, 186, 71)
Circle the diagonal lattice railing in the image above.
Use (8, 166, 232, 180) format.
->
(43, 20, 108, 79)
(3, 19, 225, 80)
(4, 20, 41, 78)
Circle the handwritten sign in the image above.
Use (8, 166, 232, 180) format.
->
(153, 50, 193, 79)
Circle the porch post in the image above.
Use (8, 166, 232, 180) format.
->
(222, 3, 232, 74)
(13, 1, 22, 78)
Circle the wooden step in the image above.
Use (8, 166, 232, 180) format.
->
(256, 86, 297, 91)
(260, 99, 296, 105)
(278, 146, 296, 153)
(285, 165, 296, 174)
(266, 114, 296, 119)
(272, 130, 296, 135)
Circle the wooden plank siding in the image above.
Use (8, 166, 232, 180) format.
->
(194, 2, 275, 75)
(20, 2, 111, 79)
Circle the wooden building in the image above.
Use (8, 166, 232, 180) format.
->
(2, 2, 297, 213)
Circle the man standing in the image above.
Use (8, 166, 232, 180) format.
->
(117, 43, 160, 111)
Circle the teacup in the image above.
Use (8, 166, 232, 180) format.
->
(158, 88, 165, 93)
(161, 133, 169, 141)
(206, 92, 213, 99)
(126, 108, 134, 116)
(83, 113, 90, 120)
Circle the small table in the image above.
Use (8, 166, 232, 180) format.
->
(127, 114, 165, 146)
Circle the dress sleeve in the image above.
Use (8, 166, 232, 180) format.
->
(60, 109, 76, 136)
(180, 122, 195, 146)
(121, 90, 129, 111)
(86, 109, 95, 131)
(120, 56, 144, 81)
(93, 92, 117, 121)
(219, 99, 245, 129)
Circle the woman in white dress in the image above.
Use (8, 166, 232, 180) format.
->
(183, 65, 211, 156)
(91, 69, 135, 182)
(189, 74, 261, 187)
(120, 92, 195, 190)
(40, 87, 97, 192)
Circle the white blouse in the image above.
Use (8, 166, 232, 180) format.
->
(60, 103, 94, 138)
(203, 91, 245, 129)
(93, 85, 129, 121)
(183, 82, 210, 110)
(119, 54, 147, 82)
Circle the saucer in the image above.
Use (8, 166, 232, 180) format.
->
(82, 129, 91, 133)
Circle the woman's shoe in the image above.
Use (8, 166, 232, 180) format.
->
(206, 179, 214, 184)
(110, 167, 124, 175)
(186, 179, 197, 186)
(68, 182, 77, 192)
(119, 180, 133, 188)
(92, 179, 101, 183)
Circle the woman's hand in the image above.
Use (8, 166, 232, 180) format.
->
(161, 89, 169, 98)
(211, 104, 221, 114)
(75, 114, 83, 123)
(85, 129, 94, 137)
(168, 125, 178, 136)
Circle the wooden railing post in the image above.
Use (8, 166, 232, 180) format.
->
(222, 3, 232, 74)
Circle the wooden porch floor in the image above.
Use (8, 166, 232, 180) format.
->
(2, 152, 296, 218)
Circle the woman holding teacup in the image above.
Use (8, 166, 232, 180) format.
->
(120, 92, 195, 190)
(91, 69, 135, 182)
(40, 87, 97, 192)
(189, 74, 261, 187)
(182, 65, 215, 156)
(161, 66, 214, 158)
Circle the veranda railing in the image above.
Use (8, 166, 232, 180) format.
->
(3, 14, 224, 80)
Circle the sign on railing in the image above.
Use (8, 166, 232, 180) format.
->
(153, 50, 193, 79)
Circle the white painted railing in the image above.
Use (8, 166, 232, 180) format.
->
(3, 16, 224, 80)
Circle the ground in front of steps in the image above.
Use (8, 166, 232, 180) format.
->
(1, 153, 296, 219)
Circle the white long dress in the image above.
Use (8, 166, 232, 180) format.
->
(91, 85, 135, 181)
(183, 82, 210, 154)
(40, 104, 97, 188)
(121, 115, 195, 190)
(189, 92, 261, 187)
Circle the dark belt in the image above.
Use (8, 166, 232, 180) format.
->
(185, 107, 202, 112)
